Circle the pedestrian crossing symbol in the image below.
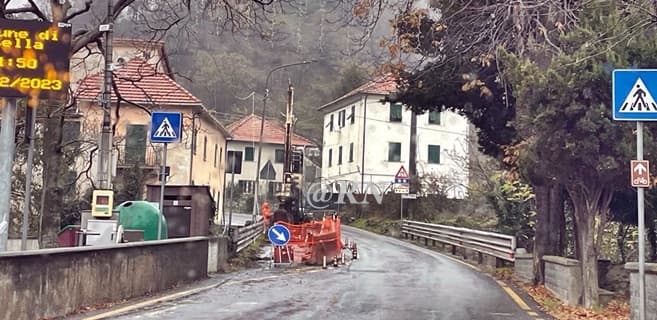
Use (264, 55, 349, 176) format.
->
(154, 117, 177, 138)
(150, 111, 182, 143)
(620, 78, 657, 112)
(613, 70, 657, 121)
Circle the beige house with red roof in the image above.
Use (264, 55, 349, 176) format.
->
(318, 75, 470, 199)
(225, 114, 317, 202)
(72, 48, 230, 221)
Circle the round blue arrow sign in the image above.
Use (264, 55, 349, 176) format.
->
(268, 224, 291, 246)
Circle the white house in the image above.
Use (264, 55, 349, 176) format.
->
(226, 114, 318, 201)
(317, 76, 470, 199)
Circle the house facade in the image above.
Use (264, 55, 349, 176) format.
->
(225, 114, 317, 205)
(318, 76, 470, 199)
(72, 49, 230, 222)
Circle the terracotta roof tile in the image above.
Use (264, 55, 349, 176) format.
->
(318, 74, 398, 110)
(75, 58, 201, 105)
(228, 114, 315, 146)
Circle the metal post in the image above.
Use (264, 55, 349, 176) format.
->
(400, 197, 403, 223)
(158, 143, 168, 240)
(0, 98, 17, 251)
(637, 121, 646, 320)
(21, 105, 36, 251)
(98, 0, 114, 190)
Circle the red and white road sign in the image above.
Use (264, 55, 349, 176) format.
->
(631, 160, 650, 188)
(395, 165, 409, 179)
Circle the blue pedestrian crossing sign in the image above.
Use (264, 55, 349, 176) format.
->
(150, 111, 182, 143)
(268, 224, 291, 246)
(613, 70, 657, 121)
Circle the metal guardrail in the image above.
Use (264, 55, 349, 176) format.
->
(233, 219, 265, 253)
(401, 220, 517, 261)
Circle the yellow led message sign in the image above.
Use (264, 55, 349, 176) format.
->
(0, 18, 72, 100)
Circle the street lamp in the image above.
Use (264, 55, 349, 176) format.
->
(252, 60, 317, 222)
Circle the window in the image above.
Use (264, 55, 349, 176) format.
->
(388, 142, 401, 162)
(338, 110, 346, 127)
(428, 145, 441, 164)
(349, 143, 354, 162)
(125, 124, 147, 164)
(226, 151, 243, 173)
(267, 182, 283, 198)
(275, 149, 285, 163)
(327, 114, 334, 131)
(213, 144, 218, 167)
(390, 103, 402, 122)
(328, 149, 333, 167)
(203, 136, 208, 161)
(245, 146, 255, 161)
(338, 146, 343, 165)
(238, 180, 255, 193)
(429, 111, 441, 125)
(350, 105, 355, 124)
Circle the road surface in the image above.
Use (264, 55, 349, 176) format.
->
(104, 226, 543, 320)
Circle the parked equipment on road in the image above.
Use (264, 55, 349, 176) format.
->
(264, 83, 350, 266)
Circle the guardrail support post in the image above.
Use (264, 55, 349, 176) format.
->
(477, 252, 483, 264)
(432, 240, 436, 247)
(451, 245, 456, 255)
(424, 238, 428, 246)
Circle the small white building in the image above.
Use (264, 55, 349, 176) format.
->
(318, 76, 470, 198)
(226, 114, 318, 201)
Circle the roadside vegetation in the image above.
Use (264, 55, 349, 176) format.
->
(226, 235, 268, 272)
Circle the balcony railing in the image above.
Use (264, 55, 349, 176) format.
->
(115, 144, 160, 168)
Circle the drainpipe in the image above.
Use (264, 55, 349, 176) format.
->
(360, 94, 368, 194)
(189, 111, 200, 184)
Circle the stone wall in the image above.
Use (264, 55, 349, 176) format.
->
(625, 262, 657, 320)
(0, 237, 209, 320)
(543, 255, 582, 306)
(514, 252, 533, 283)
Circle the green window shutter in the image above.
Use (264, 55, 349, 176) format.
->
(125, 124, 147, 164)
(428, 145, 441, 164)
(328, 149, 332, 167)
(338, 146, 343, 164)
(62, 121, 81, 146)
(429, 111, 441, 124)
(388, 142, 401, 162)
(245, 147, 255, 161)
(390, 103, 402, 122)
(275, 149, 284, 163)
(214, 144, 218, 167)
(349, 143, 354, 162)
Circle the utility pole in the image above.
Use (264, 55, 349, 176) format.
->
(97, 0, 114, 190)
(408, 110, 418, 219)
(253, 61, 316, 220)
(0, 98, 17, 252)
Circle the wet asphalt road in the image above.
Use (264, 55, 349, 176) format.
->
(111, 226, 534, 320)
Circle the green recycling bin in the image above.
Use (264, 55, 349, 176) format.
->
(117, 201, 167, 240)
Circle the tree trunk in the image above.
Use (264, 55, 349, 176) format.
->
(39, 107, 64, 248)
(533, 183, 565, 284)
(549, 185, 566, 255)
(618, 223, 627, 263)
(648, 216, 657, 262)
(533, 184, 550, 284)
(575, 208, 599, 307)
